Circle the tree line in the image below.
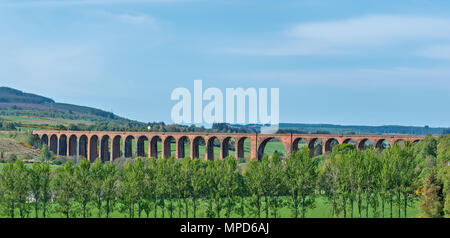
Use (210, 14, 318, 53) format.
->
(0, 135, 448, 218)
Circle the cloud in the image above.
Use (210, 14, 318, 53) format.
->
(225, 15, 450, 56)
(416, 44, 450, 60)
(218, 67, 450, 90)
(115, 13, 158, 25)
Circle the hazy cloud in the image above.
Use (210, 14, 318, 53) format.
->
(416, 44, 450, 60)
(226, 15, 450, 56)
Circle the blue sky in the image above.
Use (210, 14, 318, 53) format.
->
(0, 0, 449, 127)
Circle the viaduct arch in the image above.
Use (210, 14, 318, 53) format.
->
(33, 131, 425, 162)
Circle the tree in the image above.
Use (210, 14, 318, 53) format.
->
(74, 158, 93, 218)
(191, 158, 206, 218)
(14, 160, 30, 218)
(53, 161, 76, 218)
(222, 157, 240, 218)
(297, 148, 318, 218)
(103, 162, 119, 218)
(155, 157, 169, 218)
(419, 170, 443, 218)
(90, 159, 105, 217)
(268, 153, 285, 218)
(245, 160, 263, 218)
(29, 162, 44, 218)
(285, 147, 317, 218)
(40, 162, 52, 218)
(0, 162, 17, 218)
(180, 157, 193, 218)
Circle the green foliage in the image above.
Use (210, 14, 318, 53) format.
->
(0, 138, 447, 218)
(419, 170, 443, 218)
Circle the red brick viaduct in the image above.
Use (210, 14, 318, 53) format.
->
(33, 131, 424, 162)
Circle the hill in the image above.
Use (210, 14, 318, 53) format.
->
(0, 87, 146, 130)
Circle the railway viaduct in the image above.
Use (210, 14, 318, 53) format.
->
(33, 130, 425, 162)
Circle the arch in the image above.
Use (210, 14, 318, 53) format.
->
(221, 137, 235, 159)
(163, 136, 175, 158)
(89, 135, 99, 162)
(206, 136, 220, 161)
(49, 135, 58, 154)
(137, 136, 148, 157)
(257, 137, 285, 161)
(343, 138, 356, 145)
(394, 139, 405, 147)
(413, 139, 420, 143)
(101, 135, 110, 162)
(308, 138, 323, 157)
(58, 135, 67, 156)
(324, 138, 339, 153)
(40, 134, 49, 146)
(192, 136, 206, 159)
(79, 135, 88, 158)
(112, 135, 121, 160)
(357, 139, 373, 150)
(68, 135, 77, 156)
(150, 136, 162, 158)
(177, 136, 190, 159)
(236, 137, 250, 160)
(375, 139, 391, 149)
(293, 137, 307, 151)
(124, 135, 135, 158)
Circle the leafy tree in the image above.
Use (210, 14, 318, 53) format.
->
(285, 147, 317, 218)
(179, 157, 193, 218)
(419, 170, 443, 217)
(90, 159, 105, 217)
(103, 162, 119, 218)
(14, 160, 30, 218)
(245, 160, 263, 218)
(40, 144, 53, 161)
(0, 162, 17, 218)
(53, 161, 76, 218)
(268, 153, 285, 218)
(74, 158, 93, 218)
(191, 158, 206, 218)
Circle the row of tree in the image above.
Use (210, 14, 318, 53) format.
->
(0, 135, 448, 218)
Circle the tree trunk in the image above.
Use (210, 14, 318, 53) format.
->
(265, 196, 269, 218)
(10, 201, 14, 218)
(185, 198, 189, 218)
(43, 202, 47, 218)
(343, 197, 347, 218)
(216, 198, 221, 218)
(106, 200, 110, 218)
(403, 192, 407, 218)
(293, 195, 298, 218)
(154, 198, 158, 218)
(390, 195, 393, 218)
(358, 193, 362, 218)
(350, 197, 354, 218)
(161, 198, 165, 218)
(35, 203, 39, 218)
(302, 194, 306, 218)
(257, 196, 261, 218)
(397, 190, 401, 218)
(193, 198, 197, 218)
(366, 192, 370, 218)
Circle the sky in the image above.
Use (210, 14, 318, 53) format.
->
(0, 0, 449, 127)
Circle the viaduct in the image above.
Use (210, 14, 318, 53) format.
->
(33, 131, 425, 162)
